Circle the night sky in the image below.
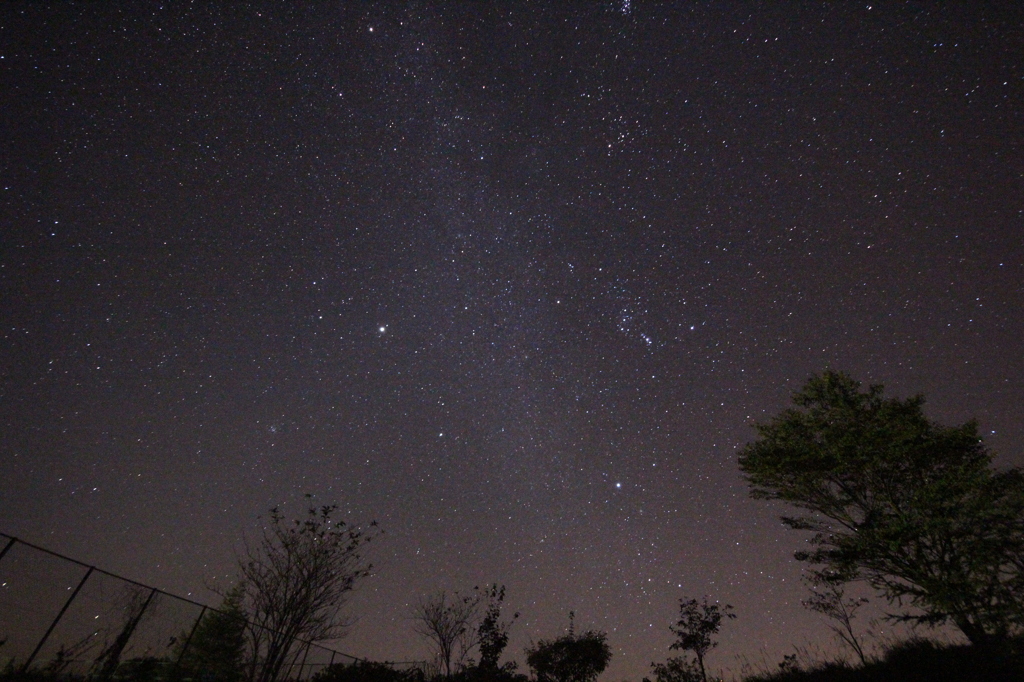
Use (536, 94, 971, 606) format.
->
(2, 2, 1023, 679)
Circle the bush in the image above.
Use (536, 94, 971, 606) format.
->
(312, 660, 423, 682)
(742, 638, 1024, 682)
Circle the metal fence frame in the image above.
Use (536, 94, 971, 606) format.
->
(0, 531, 406, 680)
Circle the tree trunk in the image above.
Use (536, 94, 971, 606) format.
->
(695, 652, 707, 682)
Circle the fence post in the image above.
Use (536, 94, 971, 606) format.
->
(0, 536, 16, 565)
(172, 605, 208, 674)
(22, 565, 95, 672)
(298, 641, 312, 680)
(95, 586, 159, 680)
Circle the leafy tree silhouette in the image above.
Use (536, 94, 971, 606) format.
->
(666, 597, 735, 682)
(476, 585, 518, 673)
(801, 570, 869, 665)
(738, 371, 1024, 646)
(239, 499, 378, 682)
(412, 590, 481, 677)
(176, 585, 248, 682)
(525, 613, 611, 682)
(646, 655, 703, 682)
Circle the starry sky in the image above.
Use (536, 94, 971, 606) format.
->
(1, 2, 1023, 679)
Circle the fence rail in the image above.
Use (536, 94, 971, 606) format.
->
(0, 531, 391, 680)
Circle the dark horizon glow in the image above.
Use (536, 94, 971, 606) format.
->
(1, 3, 1022, 679)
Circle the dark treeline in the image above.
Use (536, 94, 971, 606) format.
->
(3, 372, 1023, 682)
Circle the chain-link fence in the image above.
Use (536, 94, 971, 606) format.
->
(0, 532, 376, 681)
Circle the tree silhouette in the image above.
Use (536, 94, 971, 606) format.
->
(412, 591, 480, 677)
(176, 585, 248, 681)
(312, 660, 422, 682)
(90, 585, 157, 680)
(647, 656, 703, 682)
(239, 500, 378, 682)
(801, 571, 868, 665)
(666, 598, 734, 682)
(525, 614, 611, 682)
(738, 371, 1024, 645)
(476, 585, 518, 673)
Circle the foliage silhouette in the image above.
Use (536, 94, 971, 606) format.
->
(312, 660, 424, 682)
(738, 371, 1024, 645)
(475, 585, 518, 673)
(645, 655, 704, 682)
(40, 631, 100, 677)
(801, 572, 868, 665)
(447, 664, 528, 682)
(664, 597, 735, 682)
(742, 637, 1024, 682)
(411, 583, 518, 679)
(525, 614, 611, 682)
(175, 585, 248, 682)
(238, 499, 378, 682)
(412, 591, 481, 677)
(90, 585, 157, 680)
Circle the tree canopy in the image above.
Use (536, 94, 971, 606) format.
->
(176, 585, 248, 682)
(411, 584, 519, 679)
(525, 616, 611, 682)
(664, 597, 735, 682)
(412, 590, 481, 677)
(239, 500, 378, 682)
(476, 584, 518, 673)
(737, 370, 1024, 645)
